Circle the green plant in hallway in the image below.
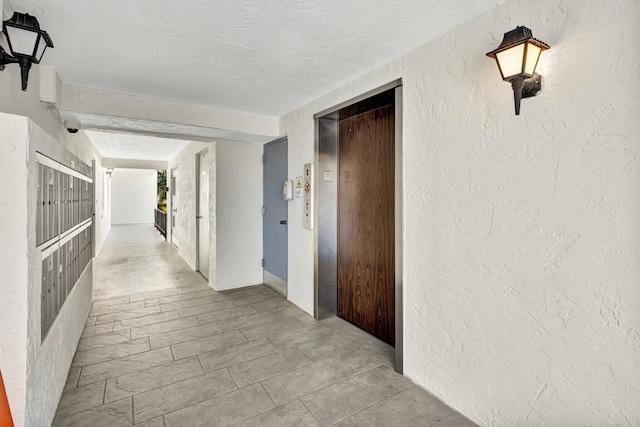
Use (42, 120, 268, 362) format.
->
(157, 170, 167, 212)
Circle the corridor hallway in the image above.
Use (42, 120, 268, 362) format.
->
(53, 225, 476, 426)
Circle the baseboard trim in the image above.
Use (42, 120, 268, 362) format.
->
(263, 270, 286, 297)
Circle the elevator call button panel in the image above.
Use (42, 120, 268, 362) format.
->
(303, 163, 314, 230)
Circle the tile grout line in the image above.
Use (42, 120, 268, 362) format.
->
(227, 367, 244, 390)
(238, 329, 250, 342)
(299, 398, 324, 426)
(196, 354, 206, 374)
(74, 367, 83, 389)
(112, 310, 185, 331)
(73, 344, 155, 374)
(103, 357, 206, 406)
(258, 381, 278, 409)
(95, 307, 168, 325)
(252, 377, 280, 408)
(128, 315, 201, 339)
(129, 396, 135, 426)
(160, 296, 217, 313)
(428, 410, 456, 427)
(136, 367, 241, 424)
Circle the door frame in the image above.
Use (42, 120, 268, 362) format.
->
(313, 79, 403, 373)
(169, 167, 178, 248)
(195, 149, 209, 280)
(262, 136, 288, 296)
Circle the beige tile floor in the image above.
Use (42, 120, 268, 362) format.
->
(53, 225, 477, 427)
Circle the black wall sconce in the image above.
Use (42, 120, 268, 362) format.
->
(486, 26, 550, 115)
(0, 12, 54, 91)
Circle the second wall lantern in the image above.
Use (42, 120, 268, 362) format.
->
(487, 26, 550, 115)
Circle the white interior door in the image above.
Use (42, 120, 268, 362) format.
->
(171, 168, 178, 247)
(196, 150, 209, 280)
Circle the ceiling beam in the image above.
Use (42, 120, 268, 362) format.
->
(102, 158, 168, 170)
(60, 84, 280, 138)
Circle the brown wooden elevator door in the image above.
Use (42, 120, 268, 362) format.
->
(338, 103, 395, 345)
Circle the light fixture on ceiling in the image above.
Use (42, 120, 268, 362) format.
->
(106, 168, 114, 178)
(0, 12, 54, 91)
(486, 26, 550, 115)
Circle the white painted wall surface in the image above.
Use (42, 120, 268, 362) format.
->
(215, 141, 263, 290)
(0, 49, 107, 426)
(280, 0, 640, 424)
(0, 115, 30, 427)
(168, 142, 216, 280)
(111, 169, 157, 225)
(26, 121, 94, 427)
(0, 61, 101, 426)
(0, 113, 95, 427)
(0, 64, 62, 142)
(168, 139, 263, 291)
(0, 58, 109, 254)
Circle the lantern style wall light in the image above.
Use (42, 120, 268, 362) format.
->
(486, 26, 550, 115)
(0, 12, 54, 91)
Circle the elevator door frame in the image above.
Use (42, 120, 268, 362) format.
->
(313, 79, 403, 373)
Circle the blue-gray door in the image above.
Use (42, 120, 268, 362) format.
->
(263, 138, 288, 285)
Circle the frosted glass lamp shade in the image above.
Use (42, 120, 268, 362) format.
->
(3, 12, 54, 63)
(486, 26, 550, 115)
(1, 12, 54, 91)
(487, 26, 549, 81)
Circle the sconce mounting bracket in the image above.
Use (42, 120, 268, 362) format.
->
(511, 73, 543, 115)
(522, 73, 542, 98)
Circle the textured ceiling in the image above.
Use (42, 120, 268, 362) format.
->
(85, 130, 190, 161)
(5, 0, 505, 117)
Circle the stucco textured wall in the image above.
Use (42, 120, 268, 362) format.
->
(215, 140, 264, 290)
(25, 121, 94, 427)
(169, 140, 264, 291)
(0, 114, 95, 427)
(168, 141, 217, 283)
(0, 115, 30, 427)
(280, 0, 640, 424)
(0, 65, 62, 142)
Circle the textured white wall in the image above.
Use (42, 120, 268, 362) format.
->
(0, 115, 30, 427)
(280, 0, 640, 425)
(168, 142, 216, 281)
(0, 63, 102, 427)
(168, 140, 264, 291)
(0, 63, 62, 142)
(0, 113, 95, 427)
(25, 121, 94, 427)
(97, 168, 112, 255)
(110, 169, 157, 225)
(215, 141, 264, 290)
(0, 59, 109, 253)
